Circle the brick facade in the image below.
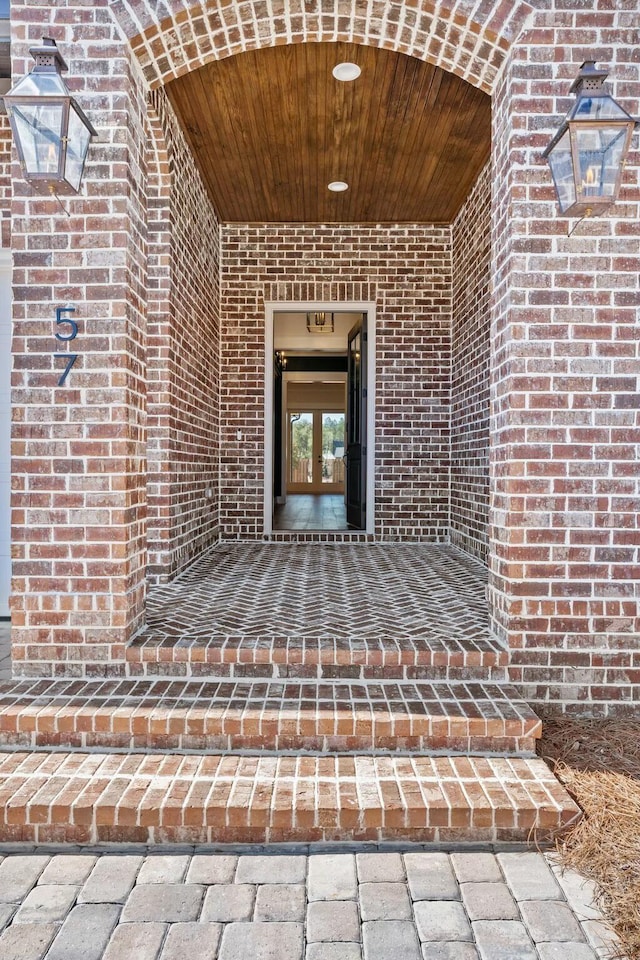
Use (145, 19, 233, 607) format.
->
(490, 7, 640, 713)
(145, 88, 221, 585)
(3, 0, 639, 710)
(9, 9, 150, 677)
(451, 162, 491, 565)
(221, 225, 452, 541)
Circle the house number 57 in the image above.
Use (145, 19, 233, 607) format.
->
(54, 306, 78, 386)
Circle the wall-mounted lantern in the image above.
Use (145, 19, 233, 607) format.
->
(543, 61, 638, 218)
(3, 37, 97, 196)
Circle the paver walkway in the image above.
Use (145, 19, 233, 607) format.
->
(0, 845, 622, 960)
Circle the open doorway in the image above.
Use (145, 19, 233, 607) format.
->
(264, 303, 375, 534)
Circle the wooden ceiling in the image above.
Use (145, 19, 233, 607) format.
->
(165, 42, 491, 224)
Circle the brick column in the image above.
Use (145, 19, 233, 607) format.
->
(489, 5, 640, 711)
(10, 4, 148, 676)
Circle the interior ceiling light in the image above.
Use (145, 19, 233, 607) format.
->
(306, 312, 335, 334)
(332, 62, 361, 82)
(328, 181, 348, 192)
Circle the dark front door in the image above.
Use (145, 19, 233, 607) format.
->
(346, 317, 367, 529)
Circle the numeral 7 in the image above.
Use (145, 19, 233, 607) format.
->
(55, 353, 78, 387)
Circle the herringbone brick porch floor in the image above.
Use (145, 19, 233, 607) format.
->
(133, 543, 493, 654)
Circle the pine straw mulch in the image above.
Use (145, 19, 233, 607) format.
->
(538, 715, 640, 960)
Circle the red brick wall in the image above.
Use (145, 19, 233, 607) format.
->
(145, 88, 221, 585)
(221, 225, 452, 540)
(490, 10, 640, 714)
(10, 16, 150, 676)
(451, 163, 491, 565)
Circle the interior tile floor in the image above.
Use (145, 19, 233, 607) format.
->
(142, 542, 492, 646)
(273, 494, 348, 530)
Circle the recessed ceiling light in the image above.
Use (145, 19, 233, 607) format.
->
(332, 62, 361, 82)
(328, 181, 349, 192)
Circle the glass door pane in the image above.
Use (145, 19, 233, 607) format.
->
(289, 412, 313, 484)
(321, 413, 345, 485)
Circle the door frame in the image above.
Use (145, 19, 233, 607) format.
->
(264, 300, 376, 535)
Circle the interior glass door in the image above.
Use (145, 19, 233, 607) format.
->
(289, 412, 313, 486)
(288, 410, 345, 493)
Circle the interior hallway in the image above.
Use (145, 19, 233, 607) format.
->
(273, 494, 348, 531)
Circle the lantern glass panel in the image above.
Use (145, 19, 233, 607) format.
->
(547, 129, 575, 213)
(8, 71, 70, 98)
(64, 105, 92, 191)
(574, 125, 628, 199)
(11, 101, 64, 175)
(574, 95, 631, 122)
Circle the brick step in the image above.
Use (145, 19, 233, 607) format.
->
(0, 678, 540, 756)
(0, 750, 581, 844)
(125, 634, 508, 682)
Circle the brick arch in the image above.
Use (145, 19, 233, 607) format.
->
(113, 0, 534, 94)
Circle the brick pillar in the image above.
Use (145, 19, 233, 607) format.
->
(489, 6, 640, 711)
(10, 6, 148, 676)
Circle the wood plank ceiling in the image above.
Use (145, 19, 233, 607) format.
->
(165, 42, 491, 224)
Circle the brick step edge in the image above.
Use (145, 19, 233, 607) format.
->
(124, 663, 510, 682)
(0, 680, 542, 754)
(125, 636, 508, 669)
(0, 752, 581, 845)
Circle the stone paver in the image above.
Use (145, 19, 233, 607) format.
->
(0, 848, 622, 960)
(405, 853, 460, 901)
(0, 857, 50, 903)
(0, 921, 58, 960)
(546, 859, 601, 921)
(459, 881, 519, 921)
(254, 883, 306, 921)
(537, 944, 598, 960)
(236, 854, 306, 884)
(45, 903, 121, 960)
(78, 855, 143, 904)
(137, 854, 190, 884)
(13, 884, 77, 924)
(38, 855, 97, 885)
(201, 883, 255, 922)
(186, 855, 237, 885)
(414, 900, 473, 942)
(472, 919, 538, 960)
(308, 855, 357, 901)
(421, 945, 479, 960)
(121, 884, 204, 923)
(359, 881, 412, 920)
(581, 918, 620, 957)
(519, 899, 586, 942)
(306, 945, 362, 960)
(307, 900, 361, 942)
(497, 852, 561, 901)
(356, 853, 404, 883)
(450, 853, 501, 884)
(362, 920, 422, 960)
(160, 922, 222, 960)
(218, 921, 304, 960)
(102, 922, 167, 960)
